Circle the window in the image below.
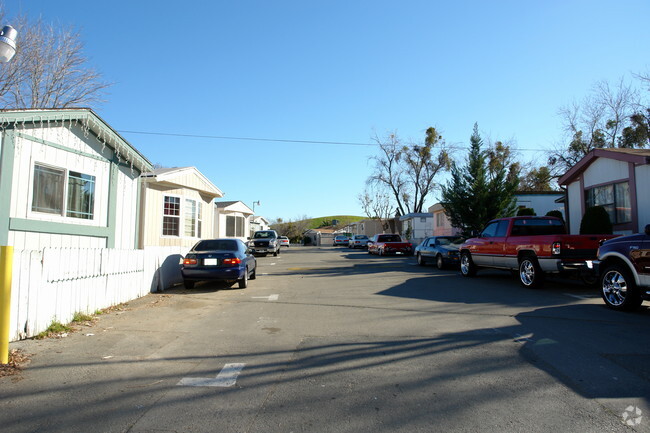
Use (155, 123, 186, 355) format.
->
(32, 165, 64, 214)
(163, 196, 181, 236)
(585, 181, 631, 224)
(226, 215, 245, 237)
(481, 221, 508, 238)
(32, 164, 95, 220)
(67, 171, 95, 219)
(197, 202, 202, 238)
(184, 199, 197, 237)
(436, 212, 445, 227)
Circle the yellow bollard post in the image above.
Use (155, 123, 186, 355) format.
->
(0, 246, 13, 364)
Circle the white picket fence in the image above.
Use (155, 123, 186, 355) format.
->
(8, 246, 188, 341)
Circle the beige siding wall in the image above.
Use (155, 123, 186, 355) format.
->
(567, 181, 583, 234)
(583, 158, 629, 187)
(636, 165, 650, 229)
(141, 184, 215, 248)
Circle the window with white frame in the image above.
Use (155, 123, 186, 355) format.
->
(32, 163, 96, 220)
(163, 196, 181, 236)
(585, 181, 631, 224)
(184, 199, 197, 237)
(226, 215, 245, 237)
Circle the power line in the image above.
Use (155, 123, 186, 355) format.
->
(117, 130, 375, 147)
(117, 129, 550, 153)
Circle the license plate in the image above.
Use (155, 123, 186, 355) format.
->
(204, 258, 218, 266)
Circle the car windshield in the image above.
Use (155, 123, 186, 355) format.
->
(193, 240, 238, 251)
(254, 231, 275, 239)
(355, 235, 368, 239)
(335, 236, 347, 240)
(437, 237, 464, 246)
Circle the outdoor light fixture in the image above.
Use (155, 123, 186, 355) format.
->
(0, 25, 17, 63)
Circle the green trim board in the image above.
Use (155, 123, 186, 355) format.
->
(15, 131, 111, 162)
(9, 218, 112, 240)
(0, 130, 16, 245)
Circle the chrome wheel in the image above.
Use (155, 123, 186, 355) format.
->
(602, 269, 628, 307)
(519, 259, 535, 286)
(417, 253, 425, 266)
(460, 253, 475, 277)
(436, 254, 444, 270)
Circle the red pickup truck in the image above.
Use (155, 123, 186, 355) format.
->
(459, 216, 617, 288)
(368, 234, 414, 256)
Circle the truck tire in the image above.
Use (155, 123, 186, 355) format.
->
(518, 256, 545, 289)
(600, 264, 642, 311)
(460, 252, 477, 277)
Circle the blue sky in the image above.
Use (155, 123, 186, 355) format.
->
(7, 1, 650, 222)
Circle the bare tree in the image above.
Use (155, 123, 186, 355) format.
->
(358, 183, 394, 231)
(0, 9, 111, 109)
(368, 128, 450, 216)
(548, 78, 639, 176)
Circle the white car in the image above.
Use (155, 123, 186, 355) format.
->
(279, 236, 290, 248)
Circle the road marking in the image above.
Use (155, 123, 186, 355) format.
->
(177, 363, 246, 387)
(252, 294, 279, 301)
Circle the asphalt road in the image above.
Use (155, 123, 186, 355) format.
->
(2, 245, 649, 433)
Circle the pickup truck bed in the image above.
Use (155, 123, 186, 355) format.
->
(459, 216, 617, 288)
(368, 234, 414, 256)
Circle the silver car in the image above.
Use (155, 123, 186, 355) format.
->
(348, 235, 369, 249)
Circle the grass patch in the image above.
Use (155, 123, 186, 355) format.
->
(35, 321, 71, 339)
(72, 312, 94, 323)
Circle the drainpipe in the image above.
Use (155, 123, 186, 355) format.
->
(0, 246, 13, 364)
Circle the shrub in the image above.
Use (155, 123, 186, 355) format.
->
(545, 210, 564, 221)
(579, 206, 613, 234)
(516, 208, 536, 216)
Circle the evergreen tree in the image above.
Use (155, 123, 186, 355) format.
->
(441, 124, 519, 236)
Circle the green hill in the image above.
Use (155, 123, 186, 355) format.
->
(306, 215, 365, 229)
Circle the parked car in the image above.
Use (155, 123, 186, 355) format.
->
(367, 234, 413, 255)
(333, 235, 350, 246)
(279, 236, 290, 248)
(594, 224, 650, 311)
(249, 230, 281, 256)
(459, 216, 617, 288)
(348, 234, 369, 249)
(415, 236, 464, 269)
(181, 238, 256, 290)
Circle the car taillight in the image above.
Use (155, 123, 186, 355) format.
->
(222, 258, 242, 266)
(183, 258, 197, 265)
(552, 242, 561, 255)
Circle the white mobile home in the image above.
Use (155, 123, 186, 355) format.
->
(0, 109, 153, 250)
(559, 148, 650, 235)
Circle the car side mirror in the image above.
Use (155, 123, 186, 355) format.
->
(645, 224, 650, 236)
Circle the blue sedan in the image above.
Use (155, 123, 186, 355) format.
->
(181, 238, 256, 289)
(415, 236, 464, 269)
